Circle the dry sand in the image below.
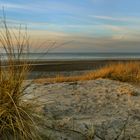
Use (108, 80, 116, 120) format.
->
(24, 78, 140, 140)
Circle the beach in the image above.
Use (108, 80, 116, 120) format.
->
(21, 59, 140, 139)
(28, 59, 140, 79)
(1, 0, 140, 139)
(24, 78, 140, 140)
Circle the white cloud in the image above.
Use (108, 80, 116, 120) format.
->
(0, 2, 45, 13)
(89, 15, 140, 23)
(89, 15, 130, 22)
(0, 2, 28, 10)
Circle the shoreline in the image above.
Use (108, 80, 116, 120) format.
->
(1, 59, 140, 79)
(2, 59, 139, 79)
(26, 59, 140, 79)
(30, 59, 140, 72)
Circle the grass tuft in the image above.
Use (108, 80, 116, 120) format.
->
(0, 12, 41, 140)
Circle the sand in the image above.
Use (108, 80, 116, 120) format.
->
(24, 78, 140, 140)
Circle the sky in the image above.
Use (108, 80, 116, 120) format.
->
(0, 0, 140, 52)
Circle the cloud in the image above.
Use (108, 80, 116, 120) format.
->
(0, 1, 84, 14)
(23, 27, 140, 52)
(89, 15, 130, 22)
(0, 1, 46, 13)
(0, 2, 29, 10)
(89, 15, 140, 24)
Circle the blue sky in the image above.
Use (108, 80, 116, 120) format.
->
(0, 0, 140, 52)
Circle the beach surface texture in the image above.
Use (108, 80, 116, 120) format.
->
(24, 78, 140, 140)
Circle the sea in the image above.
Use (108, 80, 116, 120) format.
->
(1, 52, 140, 61)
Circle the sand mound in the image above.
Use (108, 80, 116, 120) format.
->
(24, 78, 140, 140)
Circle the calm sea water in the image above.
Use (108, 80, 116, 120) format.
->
(1, 53, 140, 61)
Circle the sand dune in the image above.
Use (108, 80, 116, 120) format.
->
(24, 78, 140, 140)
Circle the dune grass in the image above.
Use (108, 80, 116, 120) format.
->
(35, 61, 140, 84)
(0, 13, 41, 140)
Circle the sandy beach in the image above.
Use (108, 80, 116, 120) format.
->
(1, 1, 140, 139)
(24, 78, 140, 140)
(20, 60, 140, 139)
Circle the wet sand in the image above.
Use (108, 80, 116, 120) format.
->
(25, 59, 140, 79)
(30, 59, 140, 72)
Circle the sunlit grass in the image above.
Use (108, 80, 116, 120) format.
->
(35, 61, 140, 84)
(0, 13, 41, 140)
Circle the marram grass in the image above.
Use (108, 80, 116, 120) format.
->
(0, 14, 41, 140)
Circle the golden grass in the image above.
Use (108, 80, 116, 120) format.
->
(0, 12, 41, 140)
(35, 61, 140, 84)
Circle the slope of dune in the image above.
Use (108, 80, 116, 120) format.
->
(24, 78, 140, 140)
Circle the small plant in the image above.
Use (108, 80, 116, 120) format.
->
(84, 123, 95, 140)
(0, 11, 41, 139)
